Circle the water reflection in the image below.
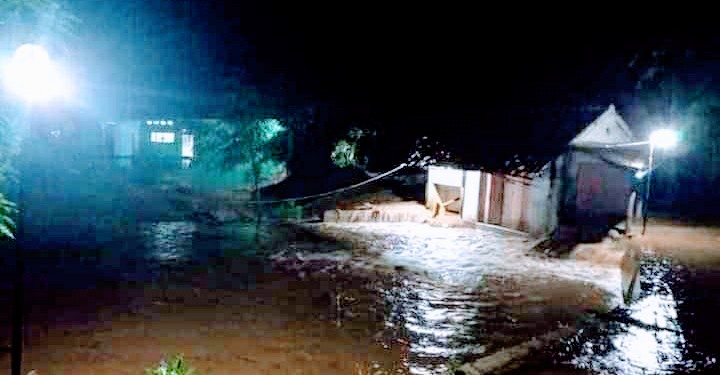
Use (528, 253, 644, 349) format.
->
(567, 257, 718, 375)
(143, 221, 196, 263)
(383, 280, 490, 374)
(317, 223, 623, 374)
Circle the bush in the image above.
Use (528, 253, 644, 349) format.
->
(146, 354, 196, 375)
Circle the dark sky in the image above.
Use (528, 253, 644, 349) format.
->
(71, 1, 693, 136)
(205, 2, 697, 134)
(220, 3, 631, 109)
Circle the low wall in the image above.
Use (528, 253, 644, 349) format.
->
(323, 202, 431, 223)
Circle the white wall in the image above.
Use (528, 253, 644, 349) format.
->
(427, 165, 464, 187)
(461, 170, 481, 221)
(113, 120, 140, 157)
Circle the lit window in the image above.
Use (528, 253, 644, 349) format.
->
(160, 120, 167, 125)
(150, 132, 175, 143)
(146, 120, 152, 125)
(152, 120, 160, 125)
(167, 120, 174, 126)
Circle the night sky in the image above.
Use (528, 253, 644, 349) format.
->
(67, 2, 710, 165)
(72, 2, 658, 117)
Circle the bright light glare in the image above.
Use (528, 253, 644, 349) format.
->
(2, 44, 72, 103)
(635, 170, 648, 179)
(630, 161, 645, 170)
(649, 129, 679, 149)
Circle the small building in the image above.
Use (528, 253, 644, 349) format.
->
(426, 105, 643, 242)
(109, 118, 198, 169)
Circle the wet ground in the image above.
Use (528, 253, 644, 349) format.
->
(1, 218, 720, 374)
(511, 219, 720, 375)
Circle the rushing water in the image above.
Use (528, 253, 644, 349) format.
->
(4, 219, 718, 374)
(312, 223, 623, 374)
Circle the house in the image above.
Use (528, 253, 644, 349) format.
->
(106, 117, 291, 192)
(109, 118, 198, 169)
(426, 104, 644, 242)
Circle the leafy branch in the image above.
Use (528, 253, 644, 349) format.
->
(0, 193, 17, 239)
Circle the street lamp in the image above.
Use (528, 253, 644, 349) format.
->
(2, 43, 72, 375)
(642, 128, 679, 235)
(3, 43, 72, 103)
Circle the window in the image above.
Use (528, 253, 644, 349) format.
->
(150, 132, 175, 143)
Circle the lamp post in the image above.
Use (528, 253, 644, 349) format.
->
(642, 129, 679, 235)
(2, 43, 72, 375)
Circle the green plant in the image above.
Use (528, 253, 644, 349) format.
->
(331, 127, 372, 169)
(277, 201, 303, 219)
(146, 354, 196, 375)
(0, 193, 17, 239)
(445, 357, 464, 375)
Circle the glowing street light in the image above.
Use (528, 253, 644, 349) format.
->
(2, 44, 72, 103)
(642, 128, 679, 235)
(649, 128, 679, 149)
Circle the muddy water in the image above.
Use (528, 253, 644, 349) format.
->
(0, 221, 405, 374)
(311, 223, 623, 374)
(0, 220, 654, 375)
(517, 253, 720, 375)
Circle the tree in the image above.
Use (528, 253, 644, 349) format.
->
(330, 127, 374, 169)
(0, 194, 16, 239)
(196, 116, 288, 200)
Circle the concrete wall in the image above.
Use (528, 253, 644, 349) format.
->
(426, 165, 465, 213)
(426, 166, 556, 237)
(113, 120, 140, 159)
(427, 166, 465, 187)
(461, 170, 481, 221)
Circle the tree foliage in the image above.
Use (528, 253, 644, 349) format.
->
(0, 0, 80, 52)
(330, 127, 371, 169)
(0, 193, 16, 239)
(195, 117, 288, 193)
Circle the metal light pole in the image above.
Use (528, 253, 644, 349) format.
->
(642, 143, 655, 235)
(3, 43, 73, 375)
(642, 129, 678, 236)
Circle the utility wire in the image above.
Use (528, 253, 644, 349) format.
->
(245, 163, 408, 205)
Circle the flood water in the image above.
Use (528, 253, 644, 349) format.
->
(1, 219, 720, 374)
(519, 254, 720, 375)
(312, 223, 622, 374)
